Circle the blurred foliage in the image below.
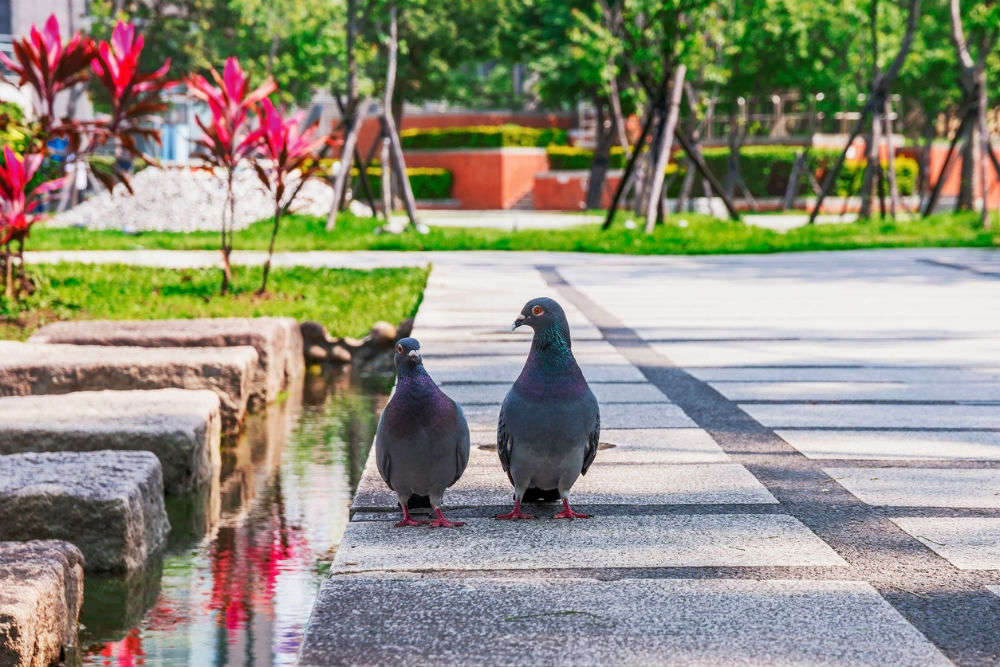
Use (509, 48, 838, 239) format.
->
(350, 166, 452, 200)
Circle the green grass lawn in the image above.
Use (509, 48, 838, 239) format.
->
(0, 262, 428, 341)
(29, 210, 1000, 255)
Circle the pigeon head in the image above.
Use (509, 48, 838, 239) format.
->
(393, 337, 423, 370)
(512, 297, 571, 346)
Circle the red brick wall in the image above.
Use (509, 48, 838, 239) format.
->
(404, 148, 550, 209)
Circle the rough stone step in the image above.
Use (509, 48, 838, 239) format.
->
(0, 341, 257, 432)
(298, 576, 950, 667)
(29, 317, 303, 406)
(0, 451, 170, 572)
(0, 389, 221, 494)
(0, 540, 84, 667)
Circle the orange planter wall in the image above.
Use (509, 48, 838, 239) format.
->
(533, 171, 622, 211)
(352, 111, 574, 159)
(404, 148, 550, 209)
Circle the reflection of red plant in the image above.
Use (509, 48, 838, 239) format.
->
(253, 98, 327, 294)
(186, 57, 275, 295)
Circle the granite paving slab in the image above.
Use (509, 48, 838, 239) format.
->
(460, 401, 694, 430)
(0, 540, 84, 667)
(467, 428, 729, 462)
(425, 357, 646, 383)
(826, 467, 1000, 508)
(441, 382, 668, 405)
(776, 429, 1000, 461)
(0, 451, 170, 572)
(0, 341, 257, 431)
(890, 518, 1000, 570)
(742, 403, 1000, 429)
(353, 444, 773, 510)
(333, 515, 846, 571)
(0, 389, 221, 494)
(298, 576, 950, 667)
(29, 317, 303, 405)
(711, 380, 1000, 402)
(690, 366, 1000, 383)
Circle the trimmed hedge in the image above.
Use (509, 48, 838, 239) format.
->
(352, 166, 453, 200)
(400, 124, 568, 150)
(547, 145, 626, 170)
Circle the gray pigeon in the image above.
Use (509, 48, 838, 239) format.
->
(497, 297, 599, 520)
(375, 337, 470, 527)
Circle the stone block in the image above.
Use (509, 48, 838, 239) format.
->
(30, 317, 303, 405)
(0, 341, 257, 431)
(0, 540, 84, 667)
(0, 451, 170, 572)
(0, 389, 221, 494)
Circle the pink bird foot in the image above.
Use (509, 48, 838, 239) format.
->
(428, 508, 465, 528)
(394, 506, 427, 527)
(496, 500, 534, 520)
(552, 499, 591, 520)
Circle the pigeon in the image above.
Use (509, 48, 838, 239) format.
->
(496, 297, 599, 520)
(375, 337, 470, 527)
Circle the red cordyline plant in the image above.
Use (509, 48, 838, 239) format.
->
(0, 147, 65, 298)
(0, 14, 172, 302)
(188, 57, 276, 294)
(253, 98, 326, 294)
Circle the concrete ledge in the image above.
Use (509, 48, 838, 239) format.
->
(0, 389, 221, 494)
(30, 317, 303, 406)
(299, 576, 949, 666)
(0, 341, 257, 431)
(0, 451, 170, 572)
(0, 540, 84, 667)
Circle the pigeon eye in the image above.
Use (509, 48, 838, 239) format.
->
(396, 344, 405, 354)
(532, 305, 544, 316)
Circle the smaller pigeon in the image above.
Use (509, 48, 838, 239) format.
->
(497, 297, 599, 520)
(375, 337, 470, 527)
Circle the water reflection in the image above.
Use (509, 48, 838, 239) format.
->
(78, 366, 389, 667)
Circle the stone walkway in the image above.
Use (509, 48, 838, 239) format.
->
(25, 246, 1000, 665)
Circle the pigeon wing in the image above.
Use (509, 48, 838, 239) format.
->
(450, 402, 471, 487)
(497, 400, 516, 486)
(374, 415, 394, 491)
(581, 407, 599, 476)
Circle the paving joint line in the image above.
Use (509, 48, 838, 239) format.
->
(538, 263, 1000, 666)
(917, 258, 1000, 280)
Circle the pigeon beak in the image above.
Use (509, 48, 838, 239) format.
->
(512, 315, 526, 331)
(407, 350, 421, 363)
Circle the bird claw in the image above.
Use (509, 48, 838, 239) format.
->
(394, 517, 428, 527)
(552, 499, 591, 519)
(428, 517, 465, 528)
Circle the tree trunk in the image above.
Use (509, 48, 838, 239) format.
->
(380, 137, 393, 216)
(923, 111, 972, 216)
(957, 120, 975, 211)
(326, 98, 370, 230)
(644, 66, 686, 233)
(586, 104, 613, 210)
(917, 117, 935, 202)
(258, 204, 282, 295)
(975, 69, 991, 226)
(883, 100, 901, 217)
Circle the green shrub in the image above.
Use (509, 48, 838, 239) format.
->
(547, 145, 625, 170)
(400, 124, 568, 150)
(832, 157, 918, 196)
(352, 166, 452, 200)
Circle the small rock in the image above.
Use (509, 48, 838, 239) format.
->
(369, 321, 397, 348)
(329, 344, 353, 364)
(348, 200, 374, 218)
(305, 344, 330, 363)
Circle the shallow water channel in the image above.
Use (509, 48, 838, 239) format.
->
(77, 367, 389, 667)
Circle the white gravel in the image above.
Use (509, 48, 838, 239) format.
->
(46, 166, 340, 233)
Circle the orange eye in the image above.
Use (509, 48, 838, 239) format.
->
(532, 305, 544, 316)
(396, 344, 405, 354)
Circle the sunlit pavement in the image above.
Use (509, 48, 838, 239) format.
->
(27, 246, 1000, 665)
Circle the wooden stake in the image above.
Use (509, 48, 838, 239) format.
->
(326, 97, 370, 230)
(645, 66, 686, 233)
